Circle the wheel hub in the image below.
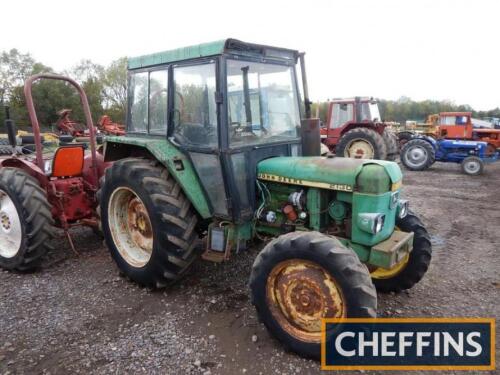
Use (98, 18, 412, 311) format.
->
(406, 146, 427, 167)
(464, 161, 480, 174)
(108, 187, 153, 267)
(267, 259, 345, 343)
(346, 139, 374, 159)
(0, 189, 22, 258)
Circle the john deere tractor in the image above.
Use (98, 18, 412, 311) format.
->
(98, 39, 431, 359)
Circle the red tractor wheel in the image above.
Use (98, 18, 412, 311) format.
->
(0, 168, 54, 271)
(336, 127, 387, 160)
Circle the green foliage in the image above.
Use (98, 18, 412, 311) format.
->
(1, 50, 128, 132)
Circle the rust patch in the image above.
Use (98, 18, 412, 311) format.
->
(266, 259, 346, 343)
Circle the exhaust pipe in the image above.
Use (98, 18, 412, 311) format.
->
(4, 106, 17, 147)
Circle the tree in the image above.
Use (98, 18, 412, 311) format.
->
(102, 57, 127, 123)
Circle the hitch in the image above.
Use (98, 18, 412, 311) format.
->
(3, 106, 17, 147)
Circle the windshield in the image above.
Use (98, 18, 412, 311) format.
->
(360, 102, 381, 122)
(227, 60, 300, 147)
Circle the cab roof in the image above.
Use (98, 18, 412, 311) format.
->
(128, 39, 300, 70)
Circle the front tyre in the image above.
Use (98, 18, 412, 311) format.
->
(371, 211, 432, 292)
(0, 168, 54, 271)
(98, 158, 199, 288)
(461, 156, 483, 176)
(250, 231, 377, 359)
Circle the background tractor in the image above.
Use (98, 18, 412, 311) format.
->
(400, 136, 498, 175)
(96, 39, 432, 359)
(320, 97, 398, 160)
(0, 74, 106, 269)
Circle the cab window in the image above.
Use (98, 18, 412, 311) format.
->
(331, 103, 353, 128)
(173, 63, 218, 147)
(128, 69, 169, 133)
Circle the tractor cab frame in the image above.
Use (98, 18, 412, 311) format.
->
(106, 39, 313, 223)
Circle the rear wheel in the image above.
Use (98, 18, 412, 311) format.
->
(250, 231, 377, 359)
(401, 139, 435, 171)
(98, 158, 199, 288)
(336, 127, 387, 160)
(371, 212, 432, 292)
(383, 129, 399, 161)
(0, 168, 54, 271)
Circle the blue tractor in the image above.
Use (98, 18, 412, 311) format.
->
(400, 136, 499, 175)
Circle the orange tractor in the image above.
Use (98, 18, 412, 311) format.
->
(433, 112, 500, 155)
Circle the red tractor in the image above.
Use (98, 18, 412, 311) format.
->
(0, 74, 106, 270)
(320, 97, 398, 160)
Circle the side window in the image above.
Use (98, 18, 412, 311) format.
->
(331, 103, 353, 128)
(129, 72, 148, 132)
(149, 70, 168, 134)
(173, 63, 217, 147)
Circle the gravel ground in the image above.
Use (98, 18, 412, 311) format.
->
(1, 160, 499, 375)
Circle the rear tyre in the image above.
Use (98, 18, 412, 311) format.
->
(0, 168, 54, 271)
(371, 211, 432, 292)
(382, 129, 399, 161)
(98, 158, 199, 288)
(461, 156, 483, 176)
(336, 127, 387, 160)
(250, 231, 377, 359)
(400, 139, 435, 171)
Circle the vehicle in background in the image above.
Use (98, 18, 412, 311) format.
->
(320, 97, 398, 160)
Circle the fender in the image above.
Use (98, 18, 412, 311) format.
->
(0, 157, 48, 187)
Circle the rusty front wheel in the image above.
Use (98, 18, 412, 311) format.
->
(250, 231, 377, 359)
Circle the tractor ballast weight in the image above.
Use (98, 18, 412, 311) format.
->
(96, 39, 431, 359)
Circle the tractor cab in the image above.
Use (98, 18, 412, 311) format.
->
(437, 112, 473, 139)
(114, 39, 305, 222)
(326, 97, 381, 130)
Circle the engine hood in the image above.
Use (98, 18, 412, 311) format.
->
(257, 156, 402, 194)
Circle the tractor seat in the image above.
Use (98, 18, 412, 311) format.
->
(51, 145, 85, 177)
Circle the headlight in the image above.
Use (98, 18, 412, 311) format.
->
(357, 213, 385, 234)
(397, 199, 409, 218)
(390, 191, 399, 209)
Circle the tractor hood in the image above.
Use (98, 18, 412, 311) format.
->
(257, 156, 402, 194)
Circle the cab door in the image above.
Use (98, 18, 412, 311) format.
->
(170, 60, 231, 218)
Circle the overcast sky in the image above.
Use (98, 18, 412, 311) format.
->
(2, 0, 498, 110)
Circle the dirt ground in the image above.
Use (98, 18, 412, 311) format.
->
(1, 160, 499, 375)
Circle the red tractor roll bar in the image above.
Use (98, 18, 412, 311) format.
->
(23, 74, 99, 183)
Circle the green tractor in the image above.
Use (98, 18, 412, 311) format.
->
(97, 39, 432, 359)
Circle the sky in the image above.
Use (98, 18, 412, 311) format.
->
(1, 0, 499, 110)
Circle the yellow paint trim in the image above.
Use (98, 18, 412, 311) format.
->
(257, 173, 353, 192)
(321, 317, 496, 371)
(391, 180, 402, 191)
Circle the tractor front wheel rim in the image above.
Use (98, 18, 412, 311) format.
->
(266, 259, 346, 343)
(406, 146, 428, 167)
(345, 139, 374, 159)
(464, 161, 480, 174)
(108, 187, 153, 268)
(0, 189, 22, 258)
